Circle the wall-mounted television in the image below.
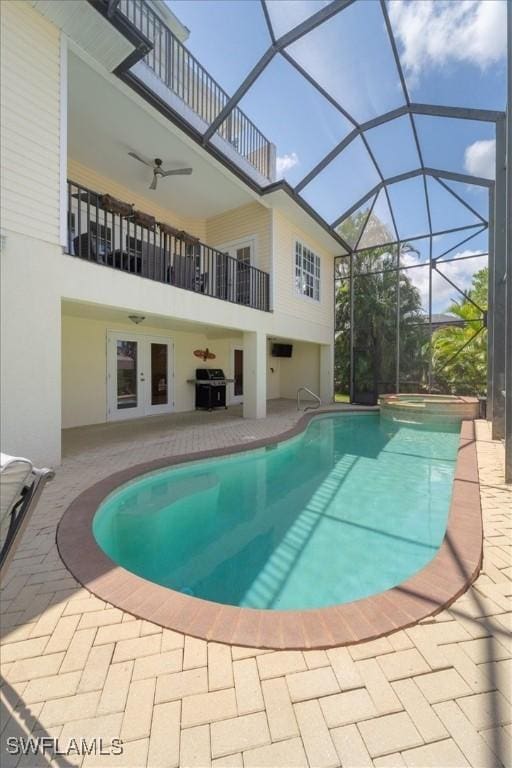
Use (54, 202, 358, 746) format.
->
(271, 343, 293, 358)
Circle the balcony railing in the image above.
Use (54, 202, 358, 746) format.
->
(117, 0, 275, 181)
(66, 180, 270, 312)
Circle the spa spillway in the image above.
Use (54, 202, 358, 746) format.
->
(380, 393, 480, 424)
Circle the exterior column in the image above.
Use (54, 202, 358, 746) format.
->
(491, 116, 507, 440)
(505, 1, 512, 482)
(487, 187, 494, 420)
(243, 331, 267, 419)
(319, 343, 334, 404)
(0, 235, 61, 466)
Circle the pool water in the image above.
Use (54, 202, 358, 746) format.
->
(93, 413, 460, 610)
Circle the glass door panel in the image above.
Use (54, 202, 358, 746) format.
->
(108, 333, 173, 420)
(108, 333, 145, 421)
(234, 349, 243, 396)
(150, 343, 168, 406)
(230, 347, 244, 404)
(236, 246, 251, 305)
(116, 340, 138, 410)
(145, 336, 173, 415)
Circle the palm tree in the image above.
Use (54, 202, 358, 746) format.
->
(431, 268, 488, 395)
(335, 242, 426, 399)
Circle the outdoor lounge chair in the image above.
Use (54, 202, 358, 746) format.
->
(0, 453, 54, 578)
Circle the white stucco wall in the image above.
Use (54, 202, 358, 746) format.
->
(0, 1, 336, 466)
(278, 342, 321, 401)
(61, 315, 331, 429)
(61, 314, 243, 428)
(0, 2, 63, 466)
(266, 341, 281, 400)
(52, 248, 332, 345)
(1, 233, 62, 465)
(2, 239, 334, 462)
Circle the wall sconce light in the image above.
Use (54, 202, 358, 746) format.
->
(128, 315, 146, 325)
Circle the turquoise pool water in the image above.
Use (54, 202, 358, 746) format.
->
(93, 413, 460, 610)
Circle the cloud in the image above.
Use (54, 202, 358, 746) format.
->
(402, 250, 487, 313)
(464, 139, 496, 180)
(388, 0, 507, 82)
(276, 152, 299, 178)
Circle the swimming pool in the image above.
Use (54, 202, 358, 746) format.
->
(93, 413, 461, 611)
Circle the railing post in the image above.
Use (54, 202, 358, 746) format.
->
(115, 1, 272, 179)
(66, 180, 270, 311)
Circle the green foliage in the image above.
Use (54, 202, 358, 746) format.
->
(336, 205, 394, 251)
(336, 249, 488, 398)
(431, 267, 488, 396)
(335, 245, 427, 395)
(336, 208, 371, 248)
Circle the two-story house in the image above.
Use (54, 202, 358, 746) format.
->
(1, 0, 346, 466)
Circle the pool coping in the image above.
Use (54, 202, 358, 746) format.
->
(56, 411, 483, 650)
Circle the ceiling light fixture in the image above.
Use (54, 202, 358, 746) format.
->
(128, 315, 146, 325)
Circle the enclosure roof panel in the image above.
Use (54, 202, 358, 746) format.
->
(165, 0, 506, 248)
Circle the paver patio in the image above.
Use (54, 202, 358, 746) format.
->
(1, 403, 510, 768)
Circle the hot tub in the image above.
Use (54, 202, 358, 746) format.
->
(380, 393, 480, 424)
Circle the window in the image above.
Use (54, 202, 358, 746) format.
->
(295, 241, 320, 301)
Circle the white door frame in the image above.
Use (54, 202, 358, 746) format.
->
(216, 235, 256, 266)
(229, 344, 244, 405)
(216, 236, 256, 306)
(144, 334, 175, 416)
(107, 330, 174, 421)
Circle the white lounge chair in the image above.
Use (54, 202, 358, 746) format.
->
(0, 453, 54, 578)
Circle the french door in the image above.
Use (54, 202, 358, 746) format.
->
(216, 240, 253, 305)
(235, 246, 251, 305)
(107, 332, 174, 421)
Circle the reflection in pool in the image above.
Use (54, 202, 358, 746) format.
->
(93, 413, 460, 610)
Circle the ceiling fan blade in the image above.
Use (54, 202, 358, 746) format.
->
(128, 151, 154, 167)
(160, 168, 193, 177)
(149, 174, 158, 190)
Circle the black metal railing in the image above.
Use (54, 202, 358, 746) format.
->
(117, 0, 275, 181)
(66, 181, 270, 312)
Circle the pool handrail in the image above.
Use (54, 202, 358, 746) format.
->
(297, 387, 321, 412)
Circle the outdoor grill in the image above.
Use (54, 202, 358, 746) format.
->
(194, 368, 229, 410)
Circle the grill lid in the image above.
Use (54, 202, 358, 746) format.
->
(196, 368, 226, 380)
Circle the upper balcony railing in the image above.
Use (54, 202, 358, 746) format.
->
(118, 0, 275, 182)
(66, 180, 270, 312)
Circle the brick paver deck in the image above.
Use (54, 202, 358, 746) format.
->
(1, 404, 510, 767)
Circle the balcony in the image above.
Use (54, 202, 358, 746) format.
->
(116, 0, 276, 184)
(66, 180, 270, 312)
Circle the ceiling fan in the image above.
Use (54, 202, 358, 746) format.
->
(128, 151, 193, 190)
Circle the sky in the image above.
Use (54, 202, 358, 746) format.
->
(166, 0, 507, 310)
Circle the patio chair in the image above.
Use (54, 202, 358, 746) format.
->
(0, 453, 54, 578)
(172, 252, 204, 291)
(73, 223, 112, 264)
